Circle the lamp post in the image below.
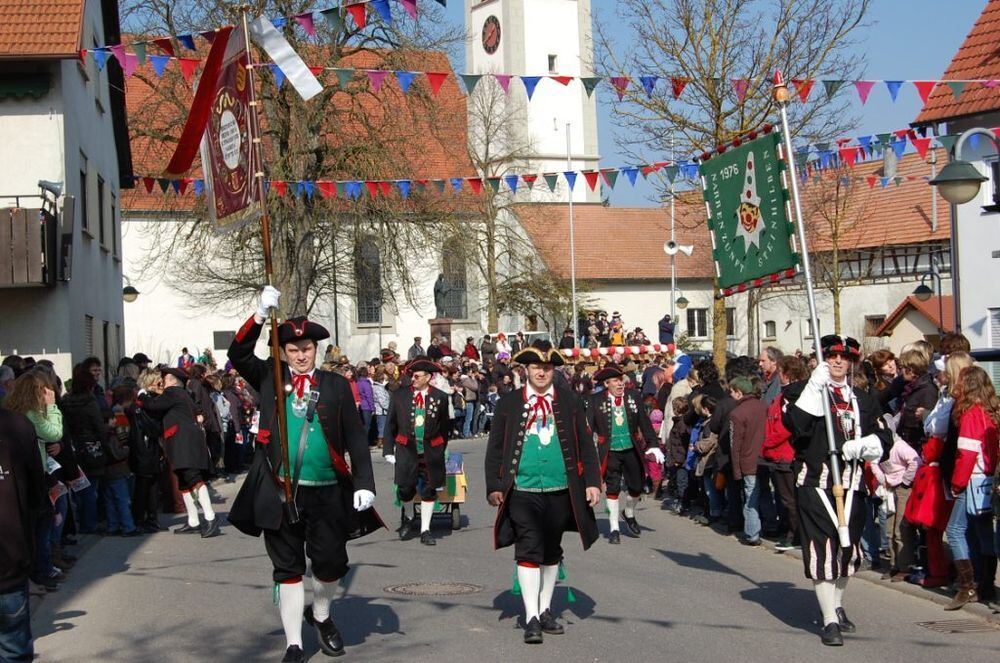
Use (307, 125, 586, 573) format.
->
(928, 127, 1000, 331)
(122, 276, 139, 303)
(912, 251, 944, 335)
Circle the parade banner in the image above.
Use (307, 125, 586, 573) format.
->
(200, 28, 261, 233)
(699, 130, 799, 293)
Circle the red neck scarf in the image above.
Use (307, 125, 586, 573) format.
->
(291, 373, 316, 398)
(527, 391, 553, 429)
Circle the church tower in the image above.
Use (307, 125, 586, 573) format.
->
(466, 0, 601, 202)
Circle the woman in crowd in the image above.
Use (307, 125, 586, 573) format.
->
(131, 370, 165, 532)
(372, 365, 390, 449)
(357, 366, 375, 442)
(895, 349, 938, 454)
(941, 365, 999, 610)
(60, 364, 109, 535)
(187, 365, 223, 474)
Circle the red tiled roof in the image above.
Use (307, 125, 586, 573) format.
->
(874, 295, 955, 336)
(0, 0, 84, 59)
(914, 0, 1000, 125)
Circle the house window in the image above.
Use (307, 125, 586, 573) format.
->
(110, 193, 118, 257)
(97, 175, 106, 247)
(805, 319, 815, 338)
(79, 154, 89, 233)
(355, 238, 382, 324)
(686, 308, 708, 338)
(725, 307, 736, 338)
(440, 239, 468, 319)
(84, 314, 94, 355)
(547, 54, 558, 73)
(213, 330, 236, 350)
(864, 315, 886, 337)
(987, 161, 1000, 212)
(763, 320, 777, 339)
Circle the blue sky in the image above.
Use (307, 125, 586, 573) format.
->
(442, 0, 986, 206)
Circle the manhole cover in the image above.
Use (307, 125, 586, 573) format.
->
(384, 582, 483, 596)
(916, 619, 1000, 634)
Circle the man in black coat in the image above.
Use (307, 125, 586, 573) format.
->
(383, 357, 450, 545)
(142, 367, 218, 538)
(227, 286, 383, 663)
(588, 366, 659, 543)
(485, 340, 601, 644)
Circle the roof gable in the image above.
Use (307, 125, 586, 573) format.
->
(0, 0, 85, 59)
(874, 294, 955, 336)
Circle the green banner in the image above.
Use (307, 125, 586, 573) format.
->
(699, 131, 798, 292)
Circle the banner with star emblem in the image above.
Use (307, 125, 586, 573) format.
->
(699, 131, 799, 293)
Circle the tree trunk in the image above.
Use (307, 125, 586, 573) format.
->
(486, 221, 498, 331)
(712, 295, 727, 372)
(746, 290, 757, 357)
(832, 287, 841, 335)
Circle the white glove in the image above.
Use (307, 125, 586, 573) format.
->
(384, 454, 396, 465)
(353, 489, 375, 511)
(841, 434, 883, 462)
(807, 362, 831, 391)
(256, 285, 281, 320)
(645, 447, 665, 464)
(796, 362, 832, 417)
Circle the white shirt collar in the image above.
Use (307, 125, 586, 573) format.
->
(527, 385, 554, 399)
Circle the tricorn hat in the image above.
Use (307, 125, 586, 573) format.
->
(275, 316, 330, 346)
(593, 366, 625, 383)
(512, 339, 565, 366)
(819, 334, 861, 361)
(405, 356, 442, 375)
(160, 367, 188, 383)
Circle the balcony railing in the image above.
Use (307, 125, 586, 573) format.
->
(0, 203, 56, 287)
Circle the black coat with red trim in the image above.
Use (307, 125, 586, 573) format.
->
(383, 386, 450, 492)
(586, 388, 657, 478)
(140, 386, 211, 472)
(485, 386, 601, 552)
(226, 315, 383, 538)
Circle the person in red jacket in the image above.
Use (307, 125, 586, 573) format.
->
(763, 355, 809, 551)
(462, 337, 480, 361)
(942, 365, 1000, 610)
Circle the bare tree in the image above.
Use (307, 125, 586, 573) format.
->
(597, 0, 869, 367)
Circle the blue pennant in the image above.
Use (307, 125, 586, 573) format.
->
(680, 163, 699, 179)
(171, 180, 181, 194)
(885, 80, 903, 102)
(397, 180, 411, 199)
(621, 167, 639, 186)
(93, 48, 110, 71)
(857, 135, 872, 151)
(177, 34, 196, 51)
(639, 75, 659, 97)
(372, 0, 393, 24)
(504, 174, 519, 193)
(891, 139, 906, 159)
(563, 171, 577, 190)
(521, 76, 542, 101)
(270, 64, 286, 88)
(194, 180, 205, 196)
(396, 71, 415, 94)
(149, 55, 169, 77)
(880, 177, 889, 188)
(346, 181, 362, 200)
(271, 17, 287, 29)
(449, 178, 463, 192)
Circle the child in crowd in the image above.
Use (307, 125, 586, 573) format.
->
(647, 408, 666, 498)
(665, 398, 692, 513)
(108, 387, 140, 536)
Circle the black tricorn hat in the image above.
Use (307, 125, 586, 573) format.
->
(820, 334, 861, 361)
(593, 366, 625, 383)
(275, 316, 330, 346)
(160, 367, 188, 383)
(405, 356, 442, 375)
(512, 339, 565, 366)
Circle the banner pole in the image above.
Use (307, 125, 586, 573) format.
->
(242, 10, 296, 522)
(773, 70, 849, 547)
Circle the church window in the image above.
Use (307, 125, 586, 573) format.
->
(355, 238, 382, 324)
(763, 320, 777, 339)
(440, 240, 468, 319)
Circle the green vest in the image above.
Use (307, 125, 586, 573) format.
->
(285, 398, 337, 486)
(610, 401, 634, 451)
(516, 422, 567, 492)
(414, 404, 426, 454)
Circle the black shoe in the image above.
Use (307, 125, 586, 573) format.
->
(608, 530, 621, 544)
(30, 573, 58, 591)
(739, 536, 761, 547)
(305, 605, 345, 657)
(173, 523, 200, 534)
(622, 513, 641, 537)
(121, 529, 142, 538)
(523, 617, 543, 644)
(821, 622, 843, 646)
(201, 518, 220, 538)
(398, 515, 417, 541)
(836, 607, 856, 633)
(420, 531, 436, 546)
(281, 645, 306, 662)
(539, 609, 564, 635)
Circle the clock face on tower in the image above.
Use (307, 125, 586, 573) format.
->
(482, 15, 501, 55)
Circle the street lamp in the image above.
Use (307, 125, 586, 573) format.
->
(123, 276, 139, 303)
(912, 281, 934, 301)
(675, 293, 689, 310)
(912, 251, 945, 335)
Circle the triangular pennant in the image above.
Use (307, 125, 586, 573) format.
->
(857, 135, 872, 152)
(294, 13, 317, 37)
(346, 3, 367, 29)
(853, 80, 875, 104)
(395, 71, 415, 94)
(92, 49, 110, 71)
(378, 181, 392, 196)
(467, 178, 483, 195)
(123, 53, 139, 78)
(543, 173, 559, 192)
(884, 80, 903, 102)
(365, 181, 379, 198)
(791, 79, 814, 102)
(132, 42, 147, 64)
(271, 17, 287, 29)
(563, 171, 577, 190)
(936, 134, 958, 153)
(879, 177, 889, 188)
(193, 179, 204, 196)
(521, 174, 537, 190)
(866, 176, 877, 188)
(397, 180, 411, 199)
(152, 37, 175, 57)
(486, 177, 501, 193)
(317, 181, 335, 198)
(109, 44, 126, 67)
(580, 77, 601, 97)
(320, 8, 345, 33)
(142, 177, 155, 193)
(333, 68, 354, 88)
(913, 81, 936, 105)
(890, 138, 906, 159)
(170, 179, 182, 194)
(731, 78, 750, 103)
(946, 81, 967, 100)
(600, 169, 618, 188)
(158, 178, 170, 194)
(199, 30, 217, 45)
(270, 63, 286, 88)
(521, 75, 542, 100)
(621, 167, 639, 186)
(609, 76, 630, 101)
(176, 34, 196, 51)
(449, 178, 463, 192)
(582, 171, 600, 191)
(460, 73, 482, 94)
(894, 176, 904, 186)
(493, 73, 512, 94)
(178, 58, 199, 82)
(680, 163, 699, 179)
(400, 0, 418, 19)
(308, 65, 325, 77)
(335, 182, 346, 197)
(304, 181, 317, 199)
(426, 72, 448, 96)
(366, 69, 388, 92)
(371, 0, 393, 24)
(504, 174, 519, 193)
(550, 75, 573, 86)
(822, 79, 844, 99)
(639, 75, 659, 98)
(665, 165, 679, 183)
(670, 77, 689, 99)
(911, 137, 932, 160)
(149, 54, 169, 77)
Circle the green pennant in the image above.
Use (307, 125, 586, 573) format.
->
(334, 68, 354, 88)
(602, 170, 618, 188)
(543, 173, 559, 192)
(893, 176, 903, 186)
(460, 74, 482, 94)
(434, 180, 446, 193)
(133, 42, 147, 65)
(580, 77, 602, 98)
(814, 142, 830, 153)
(936, 134, 958, 153)
(875, 133, 892, 150)
(665, 165, 679, 183)
(822, 79, 845, 99)
(335, 182, 345, 197)
(946, 81, 967, 100)
(486, 177, 501, 193)
(321, 8, 345, 33)
(793, 152, 809, 167)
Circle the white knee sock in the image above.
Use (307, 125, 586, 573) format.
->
(539, 564, 559, 614)
(813, 580, 838, 626)
(834, 577, 848, 609)
(312, 575, 337, 622)
(196, 484, 216, 521)
(607, 498, 620, 531)
(518, 565, 541, 621)
(181, 492, 199, 527)
(624, 495, 638, 518)
(420, 500, 434, 533)
(279, 582, 305, 648)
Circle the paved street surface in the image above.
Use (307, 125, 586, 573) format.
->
(33, 438, 1000, 662)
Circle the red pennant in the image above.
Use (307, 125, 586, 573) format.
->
(838, 147, 858, 168)
(670, 77, 688, 99)
(853, 80, 875, 104)
(272, 181, 288, 197)
(467, 178, 483, 195)
(152, 38, 175, 57)
(317, 181, 335, 198)
(178, 58, 199, 82)
(911, 137, 932, 160)
(142, 177, 155, 193)
(791, 79, 814, 102)
(550, 76, 573, 86)
(178, 178, 191, 195)
(521, 174, 537, 188)
(365, 181, 379, 198)
(582, 171, 600, 190)
(866, 176, 877, 188)
(346, 3, 367, 29)
(641, 165, 656, 176)
(309, 66, 325, 77)
(378, 181, 392, 196)
(913, 81, 936, 105)
(426, 72, 447, 96)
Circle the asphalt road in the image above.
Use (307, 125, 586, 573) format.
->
(32, 438, 1000, 662)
